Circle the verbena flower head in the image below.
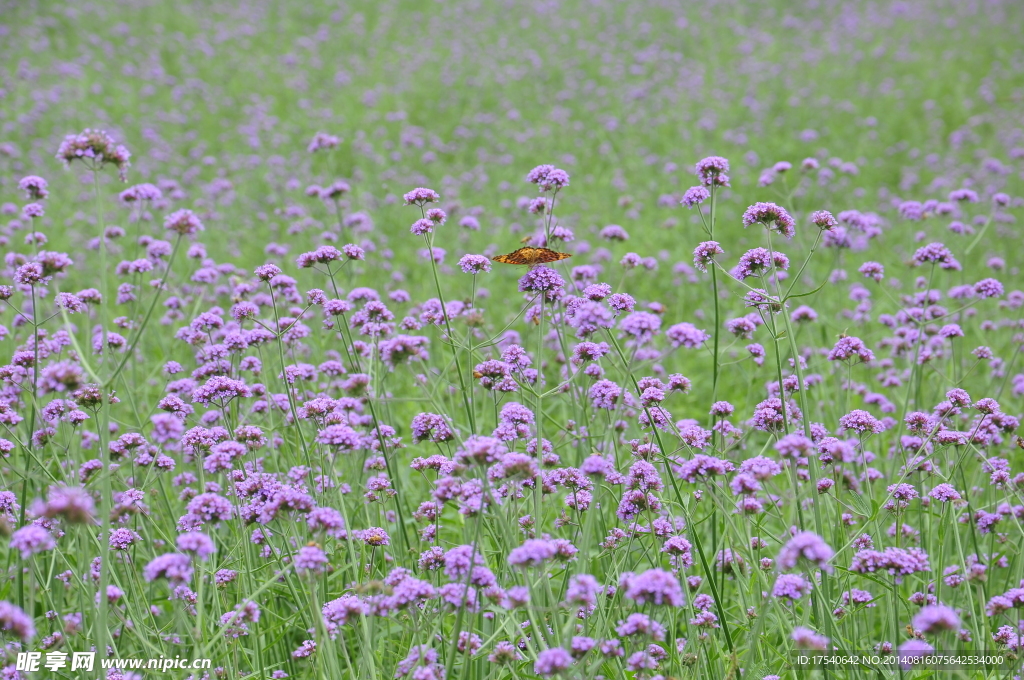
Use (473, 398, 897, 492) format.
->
(752, 398, 800, 432)
(838, 409, 884, 434)
(108, 527, 141, 551)
(791, 626, 828, 650)
(973, 278, 1003, 299)
(164, 209, 204, 236)
(681, 186, 710, 207)
(343, 244, 365, 260)
(56, 129, 131, 180)
(693, 241, 724, 272)
(827, 336, 874, 363)
(810, 210, 838, 230)
(508, 539, 557, 568)
(929, 483, 961, 503)
(883, 483, 918, 513)
(618, 311, 661, 345)
(534, 647, 573, 676)
(18, 175, 49, 200)
(255, 263, 282, 281)
(600, 224, 629, 241)
(307, 131, 340, 153)
(744, 288, 783, 314)
(898, 640, 935, 669)
(36, 485, 96, 524)
(0, 601, 35, 642)
(410, 413, 455, 443)
(695, 156, 730, 186)
(912, 604, 959, 634)
(666, 322, 709, 349)
(143, 552, 193, 583)
(948, 188, 979, 203)
(320, 180, 350, 199)
(620, 568, 684, 606)
(177, 531, 216, 559)
(295, 545, 329, 574)
(526, 165, 570, 191)
(616, 612, 667, 640)
(410, 218, 434, 236)
(458, 254, 491, 274)
(358, 527, 390, 546)
(850, 547, 930, 576)
(297, 245, 344, 268)
(322, 594, 369, 637)
(403, 187, 440, 206)
(518, 266, 565, 302)
(10, 525, 57, 558)
(119, 182, 162, 203)
(777, 531, 834, 573)
(773, 573, 812, 599)
(734, 247, 789, 279)
(912, 243, 960, 270)
(859, 261, 884, 281)
(742, 202, 796, 239)
(192, 376, 252, 406)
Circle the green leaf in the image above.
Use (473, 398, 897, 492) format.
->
(843, 491, 874, 519)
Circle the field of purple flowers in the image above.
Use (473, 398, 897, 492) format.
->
(1, 0, 1024, 678)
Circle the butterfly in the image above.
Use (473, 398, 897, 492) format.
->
(492, 247, 571, 266)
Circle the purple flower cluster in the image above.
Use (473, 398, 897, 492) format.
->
(55, 129, 131, 180)
(742, 202, 796, 238)
(777, 532, 835, 573)
(620, 569, 684, 607)
(850, 547, 930, 576)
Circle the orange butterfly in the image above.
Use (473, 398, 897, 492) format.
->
(492, 247, 571, 266)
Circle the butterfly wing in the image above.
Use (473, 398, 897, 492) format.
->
(535, 248, 572, 263)
(492, 247, 531, 265)
(492, 247, 571, 265)
(492, 249, 522, 264)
